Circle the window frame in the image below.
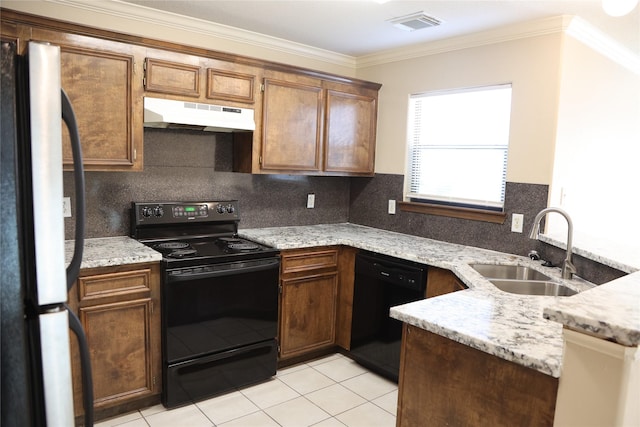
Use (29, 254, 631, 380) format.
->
(401, 84, 512, 223)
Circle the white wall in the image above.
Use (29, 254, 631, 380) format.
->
(548, 33, 640, 267)
(356, 33, 564, 185)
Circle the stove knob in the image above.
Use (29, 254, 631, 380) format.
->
(153, 206, 164, 217)
(141, 206, 153, 218)
(226, 204, 235, 214)
(216, 204, 227, 214)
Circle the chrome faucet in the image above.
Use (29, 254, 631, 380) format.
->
(529, 207, 577, 279)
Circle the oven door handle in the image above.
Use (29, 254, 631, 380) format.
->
(168, 258, 280, 282)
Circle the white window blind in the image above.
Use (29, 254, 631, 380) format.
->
(406, 84, 512, 211)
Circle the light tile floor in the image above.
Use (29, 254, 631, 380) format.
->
(95, 353, 398, 427)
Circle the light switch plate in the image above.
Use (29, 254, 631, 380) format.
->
(388, 199, 396, 215)
(307, 193, 315, 209)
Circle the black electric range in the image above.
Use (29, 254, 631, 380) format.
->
(131, 201, 280, 408)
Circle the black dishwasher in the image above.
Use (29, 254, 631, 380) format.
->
(349, 251, 427, 382)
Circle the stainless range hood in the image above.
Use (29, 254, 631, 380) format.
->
(143, 97, 255, 133)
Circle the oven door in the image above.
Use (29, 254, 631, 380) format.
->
(162, 256, 280, 406)
(164, 257, 280, 362)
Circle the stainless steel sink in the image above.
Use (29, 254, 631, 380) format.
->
(470, 264, 551, 281)
(489, 279, 577, 297)
(470, 263, 576, 297)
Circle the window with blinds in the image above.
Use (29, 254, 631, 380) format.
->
(405, 84, 512, 211)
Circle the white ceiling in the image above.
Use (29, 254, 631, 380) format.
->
(119, 0, 640, 56)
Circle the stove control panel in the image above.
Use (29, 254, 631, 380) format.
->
(132, 201, 240, 225)
(172, 204, 208, 218)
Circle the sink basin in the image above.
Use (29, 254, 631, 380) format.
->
(470, 263, 576, 296)
(489, 280, 577, 297)
(470, 264, 552, 281)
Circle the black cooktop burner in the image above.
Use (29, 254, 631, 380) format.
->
(167, 248, 198, 258)
(217, 237, 260, 253)
(152, 242, 199, 258)
(157, 242, 190, 250)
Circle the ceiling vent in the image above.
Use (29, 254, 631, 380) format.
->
(387, 11, 442, 32)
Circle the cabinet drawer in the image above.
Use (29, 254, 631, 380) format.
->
(281, 249, 338, 274)
(78, 268, 152, 302)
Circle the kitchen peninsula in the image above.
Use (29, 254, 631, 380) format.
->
(239, 223, 640, 426)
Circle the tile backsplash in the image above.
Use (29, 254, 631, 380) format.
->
(64, 129, 624, 284)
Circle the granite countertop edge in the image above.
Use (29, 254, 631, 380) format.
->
(65, 236, 162, 269)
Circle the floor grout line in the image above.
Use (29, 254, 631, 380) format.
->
(101, 354, 396, 427)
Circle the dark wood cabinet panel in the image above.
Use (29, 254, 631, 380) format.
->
(397, 324, 558, 427)
(324, 89, 376, 174)
(279, 247, 340, 360)
(69, 263, 161, 422)
(30, 28, 144, 171)
(144, 57, 200, 97)
(280, 273, 338, 358)
(426, 266, 467, 298)
(206, 68, 255, 103)
(261, 77, 323, 172)
(80, 298, 155, 408)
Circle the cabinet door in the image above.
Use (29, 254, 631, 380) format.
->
(31, 28, 144, 171)
(324, 89, 377, 175)
(144, 57, 201, 97)
(80, 298, 156, 409)
(280, 273, 338, 359)
(261, 77, 323, 172)
(207, 68, 256, 104)
(69, 263, 160, 420)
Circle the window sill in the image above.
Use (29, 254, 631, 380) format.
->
(398, 201, 506, 224)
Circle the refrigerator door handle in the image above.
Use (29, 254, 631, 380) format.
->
(61, 88, 85, 291)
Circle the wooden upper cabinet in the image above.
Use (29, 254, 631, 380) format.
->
(261, 75, 324, 172)
(324, 86, 377, 174)
(249, 70, 379, 176)
(31, 28, 144, 171)
(144, 57, 201, 97)
(142, 50, 260, 106)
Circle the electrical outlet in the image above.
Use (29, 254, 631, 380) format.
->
(307, 193, 315, 209)
(63, 197, 72, 218)
(511, 213, 523, 233)
(388, 199, 396, 215)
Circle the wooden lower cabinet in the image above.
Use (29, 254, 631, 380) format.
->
(279, 247, 339, 360)
(426, 266, 467, 298)
(68, 263, 161, 423)
(397, 324, 558, 427)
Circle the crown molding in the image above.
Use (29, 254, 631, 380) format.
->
(356, 15, 574, 68)
(565, 16, 640, 75)
(25, 1, 640, 75)
(48, 0, 356, 69)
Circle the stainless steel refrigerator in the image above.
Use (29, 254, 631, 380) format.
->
(1, 40, 93, 426)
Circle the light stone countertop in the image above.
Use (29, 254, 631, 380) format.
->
(239, 223, 639, 378)
(65, 236, 162, 269)
(71, 224, 638, 378)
